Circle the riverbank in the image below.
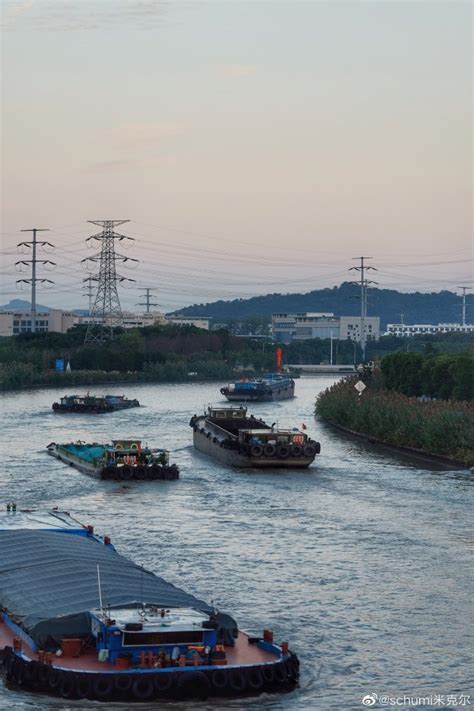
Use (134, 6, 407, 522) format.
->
(315, 379, 474, 468)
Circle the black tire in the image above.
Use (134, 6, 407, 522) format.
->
(114, 673, 133, 692)
(264, 444, 276, 456)
(101, 466, 116, 480)
(37, 662, 51, 687)
(176, 670, 211, 701)
(132, 674, 155, 700)
(119, 466, 133, 480)
(154, 670, 175, 693)
(262, 665, 275, 684)
(314, 441, 321, 454)
(274, 663, 287, 684)
(150, 465, 162, 479)
(276, 444, 290, 459)
(22, 660, 40, 688)
(303, 443, 316, 457)
(135, 466, 146, 480)
(220, 388, 226, 395)
(92, 674, 114, 700)
(291, 445, 303, 457)
(74, 672, 92, 699)
(250, 445, 263, 458)
(59, 672, 77, 699)
(246, 667, 264, 691)
(47, 666, 62, 691)
(210, 668, 228, 690)
(228, 669, 247, 692)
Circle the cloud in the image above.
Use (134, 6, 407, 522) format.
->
(109, 122, 184, 146)
(84, 159, 139, 173)
(218, 64, 257, 78)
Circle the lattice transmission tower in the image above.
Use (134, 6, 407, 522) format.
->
(82, 220, 138, 344)
(15, 228, 56, 333)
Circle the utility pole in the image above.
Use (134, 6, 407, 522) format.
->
(82, 220, 138, 344)
(82, 275, 98, 316)
(458, 286, 471, 326)
(16, 228, 56, 333)
(349, 256, 377, 361)
(137, 287, 158, 314)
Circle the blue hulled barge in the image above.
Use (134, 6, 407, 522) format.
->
(220, 373, 295, 402)
(0, 509, 299, 702)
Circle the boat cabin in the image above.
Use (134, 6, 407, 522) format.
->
(89, 606, 218, 665)
(238, 429, 307, 447)
(207, 406, 248, 420)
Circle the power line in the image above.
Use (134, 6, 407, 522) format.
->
(15, 228, 56, 333)
(81, 220, 138, 344)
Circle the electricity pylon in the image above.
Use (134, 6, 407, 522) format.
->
(16, 228, 56, 333)
(82, 220, 138, 344)
(349, 256, 377, 361)
(137, 287, 159, 313)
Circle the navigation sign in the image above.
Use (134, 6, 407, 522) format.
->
(354, 380, 366, 396)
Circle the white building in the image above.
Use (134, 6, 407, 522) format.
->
(386, 323, 474, 337)
(272, 312, 380, 344)
(0, 309, 79, 336)
(166, 316, 211, 330)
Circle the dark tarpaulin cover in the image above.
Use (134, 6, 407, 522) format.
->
(0, 530, 236, 647)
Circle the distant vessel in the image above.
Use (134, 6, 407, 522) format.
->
(46, 439, 179, 480)
(52, 394, 140, 413)
(220, 373, 295, 402)
(190, 406, 320, 468)
(220, 347, 295, 402)
(0, 508, 299, 702)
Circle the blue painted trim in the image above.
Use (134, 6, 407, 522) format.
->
(2, 611, 37, 652)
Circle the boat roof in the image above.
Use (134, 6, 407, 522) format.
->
(0, 509, 235, 647)
(240, 428, 304, 435)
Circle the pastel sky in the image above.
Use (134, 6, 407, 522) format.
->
(1, 0, 472, 312)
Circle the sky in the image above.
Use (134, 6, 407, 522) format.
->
(1, 0, 472, 313)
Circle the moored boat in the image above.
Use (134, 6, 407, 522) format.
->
(190, 406, 320, 468)
(52, 394, 140, 413)
(46, 439, 179, 480)
(0, 508, 299, 702)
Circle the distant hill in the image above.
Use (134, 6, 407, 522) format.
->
(171, 283, 473, 329)
(0, 299, 49, 312)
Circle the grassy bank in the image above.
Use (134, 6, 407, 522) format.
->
(315, 379, 474, 467)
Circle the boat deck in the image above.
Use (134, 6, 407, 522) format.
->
(0, 622, 278, 671)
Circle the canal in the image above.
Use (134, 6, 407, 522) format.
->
(0, 377, 471, 710)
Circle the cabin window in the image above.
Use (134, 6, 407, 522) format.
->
(122, 630, 203, 646)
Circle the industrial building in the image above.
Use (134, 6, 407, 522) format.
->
(385, 323, 474, 337)
(272, 312, 380, 344)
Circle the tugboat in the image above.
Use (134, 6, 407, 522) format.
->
(190, 406, 320, 468)
(46, 439, 179, 480)
(220, 348, 295, 402)
(52, 394, 140, 413)
(0, 508, 299, 702)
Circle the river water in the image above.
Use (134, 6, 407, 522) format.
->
(0, 377, 472, 711)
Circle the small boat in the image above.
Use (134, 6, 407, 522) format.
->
(0, 508, 299, 702)
(52, 394, 140, 413)
(220, 373, 295, 402)
(190, 406, 320, 468)
(46, 439, 179, 481)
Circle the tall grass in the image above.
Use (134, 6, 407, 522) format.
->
(316, 379, 474, 466)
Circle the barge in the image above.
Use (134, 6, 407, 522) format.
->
(47, 439, 179, 480)
(52, 394, 140, 413)
(220, 373, 295, 402)
(190, 406, 320, 468)
(0, 508, 299, 702)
